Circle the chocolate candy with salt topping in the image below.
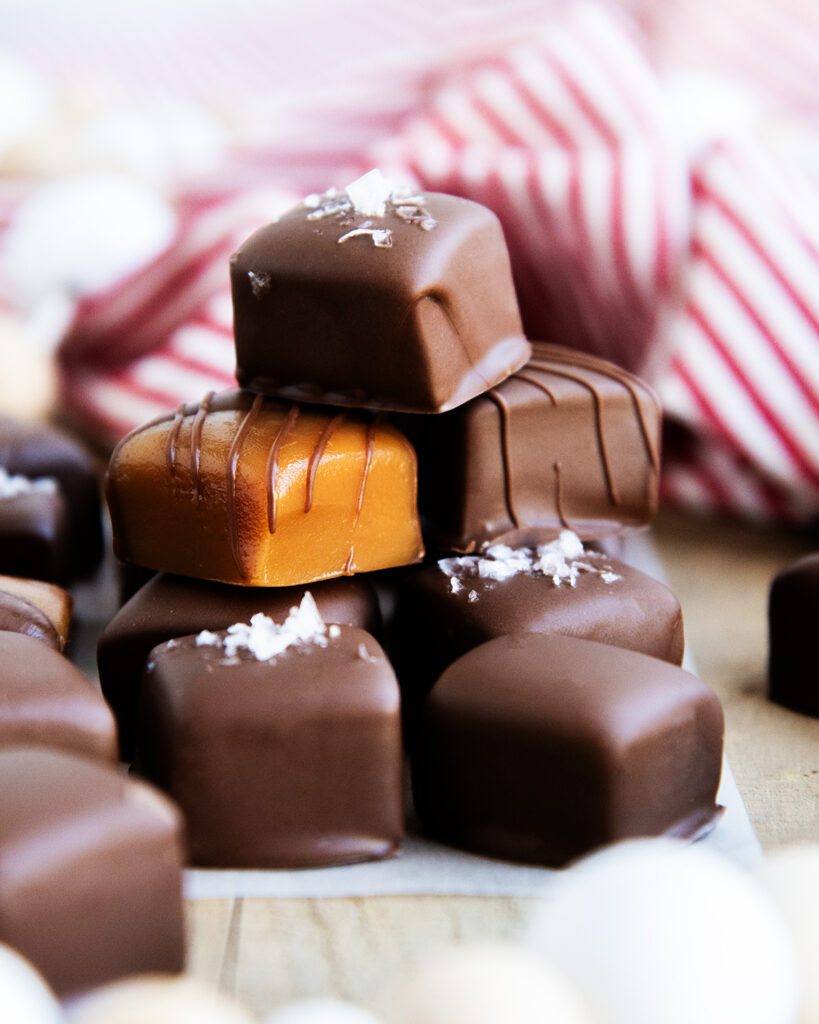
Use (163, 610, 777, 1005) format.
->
(412, 633, 724, 866)
(0, 416, 103, 580)
(106, 389, 423, 588)
(230, 174, 530, 413)
(0, 575, 72, 650)
(0, 632, 117, 761)
(0, 470, 69, 584)
(136, 597, 403, 868)
(0, 745, 185, 997)
(98, 570, 382, 760)
(769, 551, 819, 716)
(399, 342, 661, 553)
(390, 533, 684, 738)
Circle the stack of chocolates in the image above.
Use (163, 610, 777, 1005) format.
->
(101, 169, 725, 872)
(0, 421, 186, 999)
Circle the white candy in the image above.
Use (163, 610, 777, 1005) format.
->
(264, 998, 383, 1024)
(0, 54, 53, 157)
(2, 172, 176, 309)
(526, 838, 799, 1024)
(757, 844, 819, 1024)
(64, 974, 256, 1024)
(380, 942, 591, 1024)
(0, 942, 62, 1024)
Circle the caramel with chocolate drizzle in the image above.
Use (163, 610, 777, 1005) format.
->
(483, 345, 659, 533)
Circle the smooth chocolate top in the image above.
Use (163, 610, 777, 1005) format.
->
(769, 551, 819, 715)
(0, 745, 185, 996)
(138, 623, 404, 868)
(98, 570, 383, 760)
(401, 341, 662, 552)
(0, 631, 117, 761)
(413, 633, 724, 866)
(230, 189, 530, 412)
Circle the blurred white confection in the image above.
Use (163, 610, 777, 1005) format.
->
(526, 838, 799, 1024)
(0, 54, 54, 160)
(0, 942, 62, 1024)
(64, 974, 257, 1024)
(380, 942, 591, 1024)
(1, 172, 176, 310)
(757, 845, 819, 1024)
(0, 313, 57, 418)
(264, 998, 384, 1024)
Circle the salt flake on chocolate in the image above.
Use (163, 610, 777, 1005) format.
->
(345, 168, 393, 217)
(221, 592, 328, 662)
(337, 223, 393, 248)
(0, 466, 57, 498)
(248, 269, 271, 298)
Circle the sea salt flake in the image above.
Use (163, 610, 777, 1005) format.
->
(247, 269, 271, 298)
(337, 225, 393, 248)
(468, 590, 478, 602)
(450, 576, 463, 594)
(195, 630, 221, 647)
(0, 466, 57, 499)
(222, 593, 327, 662)
(357, 642, 379, 663)
(601, 571, 621, 584)
(345, 168, 393, 217)
(328, 624, 341, 638)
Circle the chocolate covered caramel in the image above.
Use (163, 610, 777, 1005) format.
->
(401, 342, 661, 552)
(105, 389, 424, 587)
(230, 173, 530, 413)
(413, 633, 724, 866)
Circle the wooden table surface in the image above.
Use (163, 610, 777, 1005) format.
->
(184, 510, 819, 1017)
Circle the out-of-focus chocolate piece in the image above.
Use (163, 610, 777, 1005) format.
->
(0, 417, 103, 580)
(0, 574, 72, 650)
(230, 177, 530, 413)
(390, 532, 684, 738)
(769, 551, 819, 715)
(0, 745, 185, 997)
(400, 342, 661, 553)
(106, 389, 423, 588)
(0, 632, 117, 761)
(136, 597, 403, 868)
(0, 473, 69, 584)
(412, 633, 724, 866)
(98, 570, 383, 760)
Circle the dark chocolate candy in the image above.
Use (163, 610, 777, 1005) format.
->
(769, 551, 819, 715)
(399, 341, 661, 553)
(137, 614, 403, 868)
(98, 571, 383, 760)
(0, 745, 185, 997)
(390, 535, 684, 737)
(230, 183, 530, 413)
(412, 633, 724, 866)
(0, 631, 117, 761)
(0, 417, 103, 581)
(0, 485, 69, 585)
(0, 575, 72, 650)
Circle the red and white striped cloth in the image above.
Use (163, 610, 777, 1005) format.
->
(4, 0, 819, 525)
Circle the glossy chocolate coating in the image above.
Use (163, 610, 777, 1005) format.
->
(412, 633, 724, 866)
(98, 571, 382, 760)
(390, 546, 684, 737)
(105, 389, 424, 587)
(0, 489, 69, 585)
(399, 342, 661, 552)
(0, 417, 103, 580)
(0, 589, 60, 649)
(230, 192, 530, 413)
(137, 625, 403, 868)
(769, 551, 819, 715)
(0, 632, 117, 761)
(0, 574, 72, 650)
(0, 745, 185, 997)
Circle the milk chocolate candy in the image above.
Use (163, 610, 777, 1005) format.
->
(0, 745, 185, 997)
(230, 174, 530, 413)
(0, 416, 103, 580)
(390, 532, 684, 737)
(769, 552, 819, 715)
(136, 598, 403, 867)
(0, 475, 69, 584)
(412, 633, 724, 866)
(98, 571, 382, 760)
(400, 342, 661, 553)
(0, 632, 117, 761)
(0, 574, 72, 650)
(106, 389, 424, 587)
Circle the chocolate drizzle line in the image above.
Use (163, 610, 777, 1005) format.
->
(528, 361, 619, 506)
(189, 391, 215, 502)
(553, 461, 571, 529)
(486, 390, 521, 529)
(346, 414, 381, 575)
(165, 403, 186, 481)
(226, 393, 264, 576)
(534, 348, 659, 471)
(305, 412, 347, 513)
(512, 372, 557, 405)
(265, 404, 299, 535)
